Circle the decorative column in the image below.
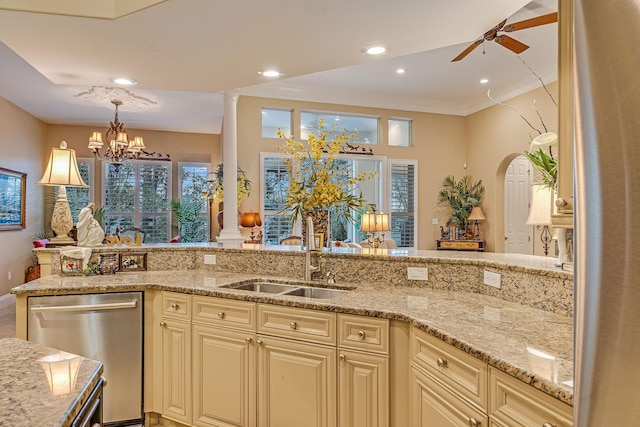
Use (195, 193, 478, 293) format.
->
(217, 91, 245, 246)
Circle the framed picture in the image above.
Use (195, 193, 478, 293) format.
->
(119, 252, 147, 272)
(60, 255, 83, 276)
(314, 233, 324, 251)
(0, 167, 26, 231)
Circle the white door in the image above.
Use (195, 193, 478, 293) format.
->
(504, 156, 532, 254)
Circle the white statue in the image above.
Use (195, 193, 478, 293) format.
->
(77, 203, 105, 247)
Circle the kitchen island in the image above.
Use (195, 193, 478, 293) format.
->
(0, 338, 103, 427)
(19, 245, 574, 426)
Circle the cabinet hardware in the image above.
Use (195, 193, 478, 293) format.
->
(171, 303, 179, 310)
(358, 330, 366, 339)
(245, 337, 253, 344)
(159, 321, 166, 327)
(290, 322, 297, 330)
(339, 354, 346, 361)
(256, 339, 263, 346)
(436, 357, 448, 368)
(468, 417, 479, 427)
(542, 423, 556, 427)
(218, 312, 225, 319)
(555, 197, 568, 208)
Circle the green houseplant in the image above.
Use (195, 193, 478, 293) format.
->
(438, 175, 485, 233)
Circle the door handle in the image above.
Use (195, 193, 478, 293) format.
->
(30, 300, 138, 313)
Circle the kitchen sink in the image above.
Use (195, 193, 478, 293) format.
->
(281, 287, 349, 299)
(221, 280, 352, 299)
(225, 281, 299, 293)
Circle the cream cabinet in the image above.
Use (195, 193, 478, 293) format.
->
(410, 327, 487, 427)
(257, 335, 337, 427)
(489, 368, 572, 427)
(337, 314, 389, 427)
(161, 293, 193, 425)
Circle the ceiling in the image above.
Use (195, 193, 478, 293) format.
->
(0, 0, 557, 136)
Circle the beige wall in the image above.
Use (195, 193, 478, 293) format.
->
(236, 96, 468, 250)
(466, 82, 559, 252)
(0, 97, 47, 295)
(45, 124, 221, 209)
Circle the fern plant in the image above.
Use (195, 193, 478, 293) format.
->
(437, 175, 485, 231)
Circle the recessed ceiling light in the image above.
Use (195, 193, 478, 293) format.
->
(362, 45, 386, 55)
(480, 78, 489, 84)
(113, 78, 138, 86)
(259, 70, 284, 77)
(396, 68, 406, 74)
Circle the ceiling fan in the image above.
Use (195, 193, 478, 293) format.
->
(451, 12, 558, 62)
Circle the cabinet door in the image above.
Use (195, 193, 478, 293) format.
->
(411, 366, 487, 427)
(338, 349, 388, 427)
(162, 318, 192, 425)
(257, 335, 337, 427)
(192, 324, 256, 427)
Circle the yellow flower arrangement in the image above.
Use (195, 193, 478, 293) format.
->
(277, 119, 375, 225)
(206, 164, 251, 205)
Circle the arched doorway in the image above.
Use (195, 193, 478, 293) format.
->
(504, 155, 532, 254)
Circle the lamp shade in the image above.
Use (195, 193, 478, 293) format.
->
(36, 141, 87, 187)
(38, 351, 83, 396)
(468, 206, 486, 221)
(526, 184, 552, 225)
(529, 132, 558, 152)
(240, 212, 262, 227)
(360, 212, 390, 232)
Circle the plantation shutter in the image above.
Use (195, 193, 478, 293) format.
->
(262, 156, 293, 244)
(389, 160, 417, 248)
(103, 161, 171, 242)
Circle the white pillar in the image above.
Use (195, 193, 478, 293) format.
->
(217, 91, 245, 246)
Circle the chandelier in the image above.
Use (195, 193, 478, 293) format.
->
(88, 99, 170, 165)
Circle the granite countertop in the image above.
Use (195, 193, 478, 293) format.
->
(12, 270, 574, 406)
(0, 338, 103, 427)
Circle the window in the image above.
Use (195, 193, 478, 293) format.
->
(261, 156, 293, 244)
(301, 111, 378, 144)
(262, 108, 292, 138)
(102, 162, 171, 243)
(388, 118, 411, 147)
(261, 153, 383, 245)
(389, 160, 417, 248)
(177, 163, 210, 242)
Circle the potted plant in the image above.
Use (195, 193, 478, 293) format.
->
(438, 175, 485, 238)
(170, 198, 207, 242)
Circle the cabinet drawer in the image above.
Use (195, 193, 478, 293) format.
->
(192, 296, 255, 330)
(257, 304, 336, 345)
(489, 368, 573, 427)
(411, 327, 487, 411)
(411, 365, 488, 427)
(162, 292, 191, 320)
(338, 314, 389, 354)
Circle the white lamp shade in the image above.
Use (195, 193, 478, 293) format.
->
(360, 213, 390, 232)
(88, 131, 104, 149)
(376, 213, 391, 232)
(36, 141, 87, 187)
(128, 136, 146, 152)
(527, 184, 553, 225)
(529, 132, 558, 152)
(38, 351, 83, 396)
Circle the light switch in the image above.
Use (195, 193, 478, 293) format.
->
(407, 267, 428, 281)
(204, 254, 217, 265)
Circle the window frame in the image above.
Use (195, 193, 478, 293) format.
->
(262, 107, 293, 139)
(300, 110, 380, 145)
(388, 117, 412, 147)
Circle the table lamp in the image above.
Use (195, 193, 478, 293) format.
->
(361, 212, 391, 248)
(240, 212, 263, 243)
(37, 141, 88, 245)
(526, 184, 553, 255)
(468, 206, 486, 240)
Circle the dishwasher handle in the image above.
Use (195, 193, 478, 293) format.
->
(30, 300, 138, 314)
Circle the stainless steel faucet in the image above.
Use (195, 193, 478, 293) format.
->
(304, 216, 318, 281)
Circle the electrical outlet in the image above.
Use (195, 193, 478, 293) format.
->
(407, 267, 428, 281)
(484, 271, 501, 288)
(7, 271, 11, 280)
(204, 254, 217, 265)
(432, 218, 439, 225)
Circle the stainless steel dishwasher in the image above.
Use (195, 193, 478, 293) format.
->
(28, 292, 143, 427)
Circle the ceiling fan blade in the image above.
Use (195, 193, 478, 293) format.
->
(451, 39, 483, 62)
(495, 34, 529, 54)
(503, 12, 558, 32)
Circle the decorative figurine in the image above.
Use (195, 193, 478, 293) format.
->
(77, 203, 105, 247)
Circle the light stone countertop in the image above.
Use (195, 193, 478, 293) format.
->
(12, 269, 574, 406)
(0, 338, 103, 427)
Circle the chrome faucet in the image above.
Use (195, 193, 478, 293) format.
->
(304, 216, 319, 281)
